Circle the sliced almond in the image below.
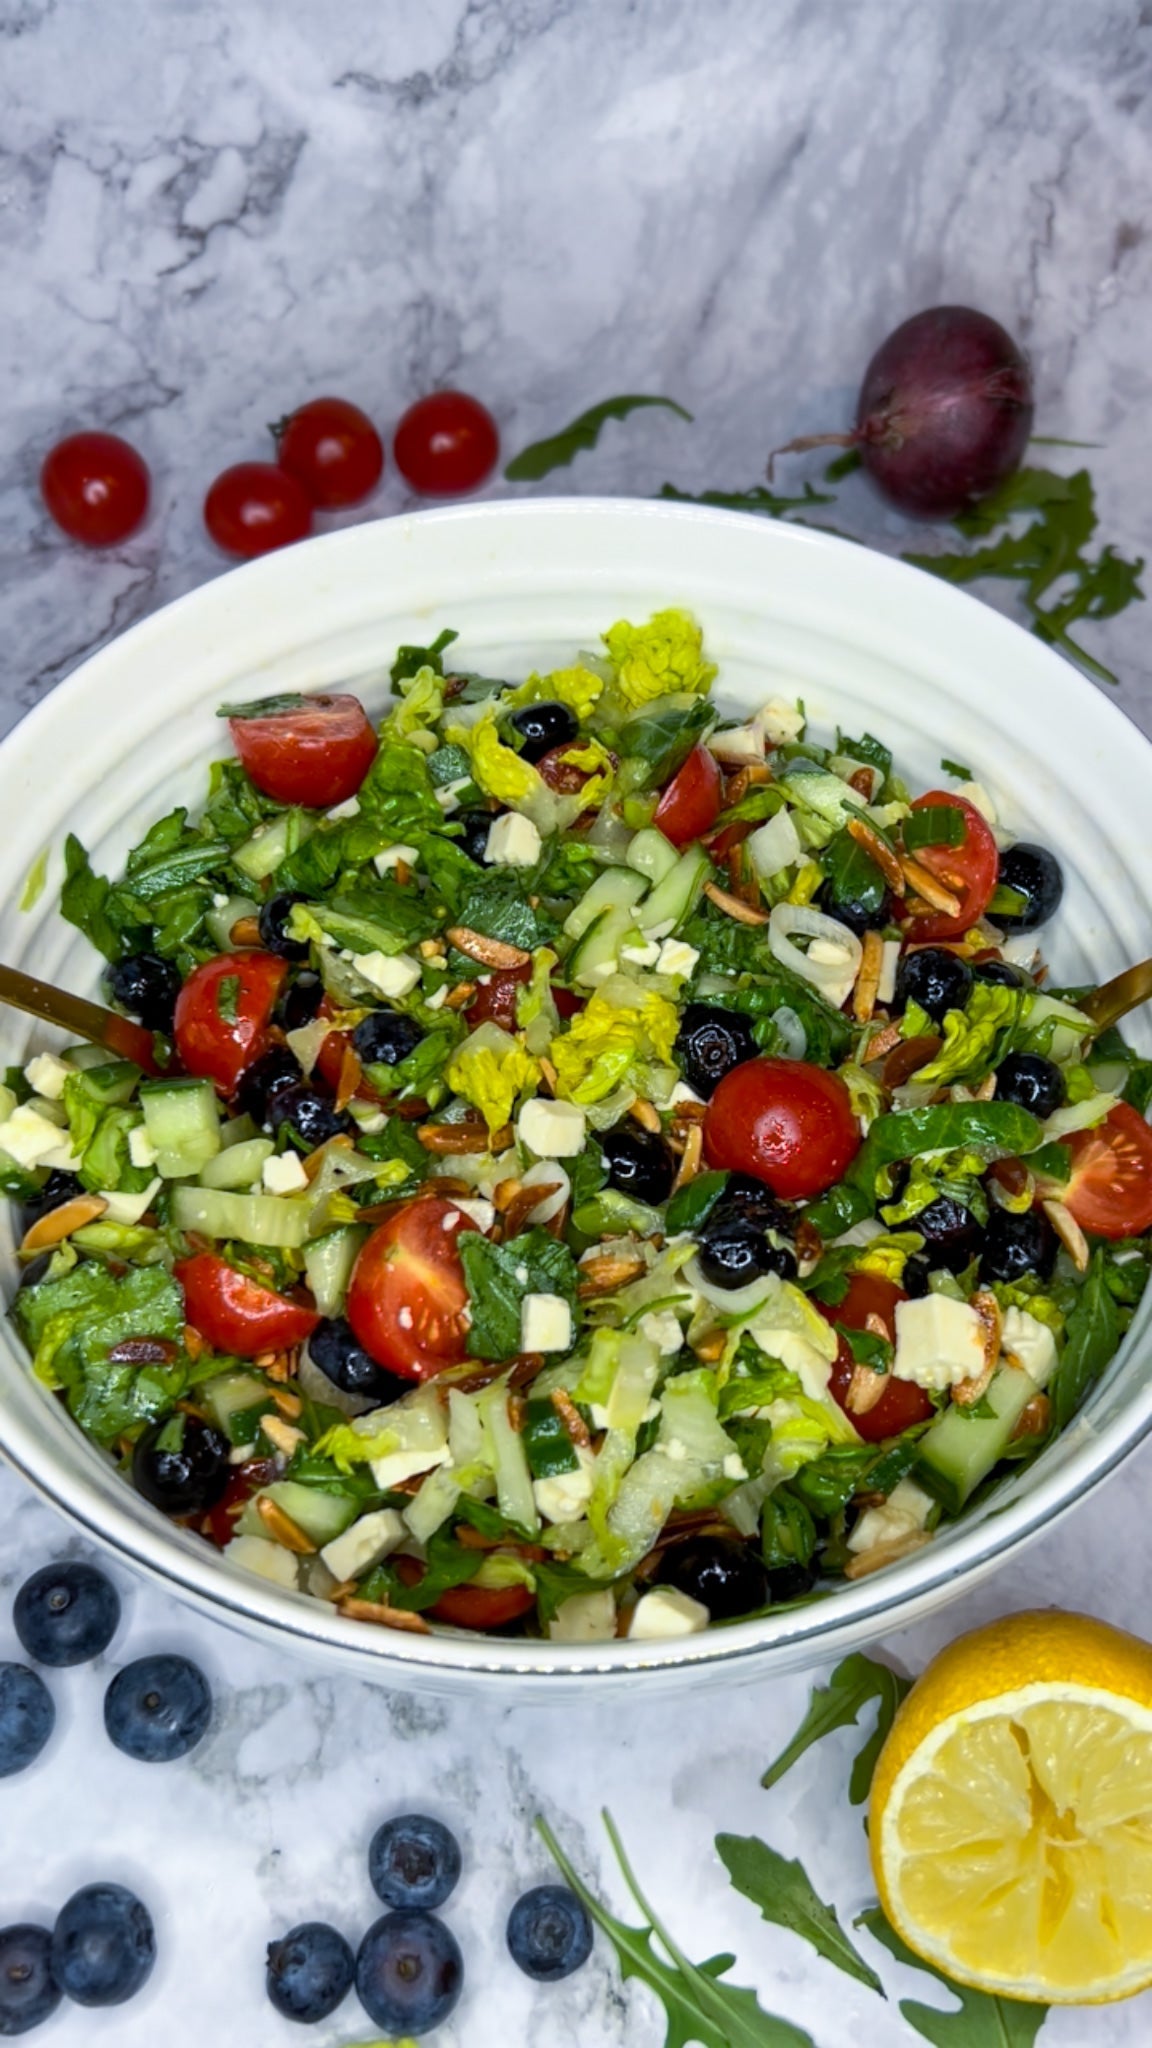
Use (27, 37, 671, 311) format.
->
(337, 1597, 432, 1635)
(1011, 1392, 1052, 1441)
(847, 766, 876, 799)
(502, 1181, 562, 1238)
(509, 1350, 548, 1390)
(629, 1098, 661, 1134)
(973, 1070, 998, 1101)
(951, 1358, 995, 1408)
(702, 881, 769, 926)
(418, 1120, 512, 1154)
(847, 817, 906, 895)
(794, 1218, 824, 1265)
(972, 1289, 1003, 1372)
(852, 930, 884, 1024)
(537, 1056, 559, 1098)
(394, 859, 413, 886)
(577, 1251, 647, 1296)
(723, 763, 773, 803)
(256, 1495, 316, 1554)
(334, 1042, 363, 1115)
(20, 1194, 109, 1255)
(670, 1121, 703, 1194)
(419, 938, 446, 959)
(843, 1530, 932, 1580)
(492, 1176, 522, 1213)
(443, 982, 477, 1011)
(445, 926, 530, 969)
(845, 1364, 888, 1416)
(899, 856, 962, 918)
(108, 1335, 179, 1365)
(862, 1020, 903, 1063)
(549, 1387, 591, 1450)
(182, 1323, 206, 1362)
(270, 1387, 304, 1419)
(1043, 1198, 1090, 1273)
(229, 915, 262, 947)
(692, 1329, 727, 1363)
(261, 1413, 306, 1458)
(883, 1034, 943, 1088)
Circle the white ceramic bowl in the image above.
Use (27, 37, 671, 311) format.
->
(3, 498, 1151, 1698)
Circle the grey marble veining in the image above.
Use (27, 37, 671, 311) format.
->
(3, 2, 1152, 2042)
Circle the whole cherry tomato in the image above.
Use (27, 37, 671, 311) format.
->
(704, 1057, 860, 1200)
(654, 745, 723, 847)
(176, 1253, 319, 1357)
(276, 396, 384, 508)
(173, 950, 288, 1095)
(204, 462, 313, 558)
(227, 692, 378, 808)
(346, 1195, 476, 1379)
(393, 392, 499, 496)
(40, 431, 150, 546)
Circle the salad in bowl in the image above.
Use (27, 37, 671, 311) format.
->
(7, 605, 1151, 1648)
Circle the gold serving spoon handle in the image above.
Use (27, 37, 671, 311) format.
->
(0, 963, 172, 1076)
(1080, 958, 1152, 1035)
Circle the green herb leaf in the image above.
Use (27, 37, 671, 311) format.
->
(658, 481, 840, 524)
(940, 757, 973, 781)
(856, 1908, 1048, 2047)
(216, 691, 310, 720)
(216, 974, 240, 1024)
(821, 826, 887, 923)
(716, 1834, 883, 1994)
(506, 396, 692, 482)
(902, 806, 966, 855)
(14, 1263, 191, 1445)
(988, 883, 1029, 918)
(361, 1523, 483, 1611)
(665, 1171, 729, 1235)
(761, 1652, 912, 1805)
(835, 1324, 892, 1371)
(837, 729, 892, 778)
(1050, 1246, 1120, 1434)
(458, 1229, 579, 1361)
(455, 871, 551, 953)
(390, 628, 458, 687)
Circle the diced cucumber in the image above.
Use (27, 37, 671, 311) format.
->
(140, 1077, 222, 1178)
(303, 1226, 368, 1318)
(0, 1085, 17, 1126)
(232, 810, 314, 883)
(219, 1112, 260, 1148)
(67, 1060, 141, 1109)
(568, 902, 646, 987)
(915, 1365, 1040, 1514)
(637, 845, 710, 936)
(169, 1182, 312, 1248)
(625, 827, 679, 885)
(202, 1370, 273, 1437)
(64, 1042, 116, 1071)
(198, 1138, 275, 1191)
(307, 903, 415, 957)
(403, 1465, 461, 1544)
(205, 893, 260, 950)
(563, 866, 648, 943)
(239, 1481, 360, 1548)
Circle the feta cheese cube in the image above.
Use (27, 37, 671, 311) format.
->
(484, 812, 542, 867)
(629, 1585, 710, 1641)
(372, 842, 419, 877)
(620, 938, 662, 969)
(518, 1097, 585, 1157)
(847, 1477, 935, 1555)
(1001, 1306, 1058, 1389)
(319, 1508, 406, 1582)
(533, 1452, 594, 1524)
(128, 1125, 159, 1169)
(224, 1534, 300, 1588)
(893, 1294, 987, 1391)
(451, 1196, 496, 1235)
(707, 726, 764, 766)
(24, 1052, 72, 1101)
(353, 950, 422, 999)
(638, 1309, 685, 1356)
(548, 1589, 619, 1643)
(368, 1444, 453, 1491)
(722, 1452, 748, 1481)
(655, 938, 700, 980)
(747, 808, 802, 879)
(99, 1178, 161, 1225)
(0, 1104, 77, 1170)
(326, 796, 361, 821)
(877, 938, 902, 1005)
(521, 1292, 572, 1353)
(263, 1152, 309, 1195)
(424, 984, 449, 1010)
(668, 1080, 703, 1109)
(753, 697, 805, 746)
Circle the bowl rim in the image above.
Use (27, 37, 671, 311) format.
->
(4, 492, 1152, 1689)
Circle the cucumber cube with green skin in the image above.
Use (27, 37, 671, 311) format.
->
(139, 1077, 222, 1179)
(237, 1481, 361, 1549)
(303, 1227, 368, 1319)
(915, 1364, 1041, 1514)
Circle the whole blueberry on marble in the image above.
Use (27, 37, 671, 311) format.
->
(0, 1922, 60, 2037)
(355, 1911, 463, 2035)
(368, 1814, 462, 1911)
(103, 1653, 212, 1763)
(506, 1884, 593, 1981)
(50, 1883, 155, 2007)
(13, 1560, 120, 1667)
(0, 1666, 54, 1779)
(265, 1921, 354, 2024)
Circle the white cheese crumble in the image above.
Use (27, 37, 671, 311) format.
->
(518, 1097, 585, 1157)
(262, 1152, 309, 1195)
(533, 1451, 594, 1524)
(629, 1586, 710, 1641)
(0, 1104, 78, 1171)
(99, 1178, 161, 1225)
(484, 812, 541, 867)
(24, 1052, 72, 1101)
(521, 1293, 572, 1353)
(319, 1508, 406, 1581)
(893, 1294, 987, 1391)
(451, 1196, 496, 1235)
(353, 950, 422, 999)
(847, 1477, 935, 1556)
(1001, 1306, 1058, 1389)
(548, 1589, 618, 1643)
(128, 1125, 159, 1169)
(877, 938, 902, 1006)
(655, 938, 700, 980)
(638, 1309, 685, 1356)
(372, 842, 420, 877)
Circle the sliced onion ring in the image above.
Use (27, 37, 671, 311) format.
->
(768, 903, 862, 1006)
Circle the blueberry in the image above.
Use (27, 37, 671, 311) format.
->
(258, 891, 310, 960)
(276, 970, 324, 1031)
(0, 1665, 54, 1778)
(657, 1537, 768, 1621)
(267, 1081, 351, 1149)
(0, 1924, 60, 2036)
(980, 1206, 1058, 1285)
(352, 1009, 425, 1067)
(509, 700, 579, 764)
(764, 1560, 818, 1603)
(13, 1561, 120, 1668)
(815, 877, 892, 936)
(972, 958, 1028, 990)
(368, 1814, 462, 1911)
(713, 1174, 795, 1235)
(675, 1003, 758, 1099)
(266, 1921, 354, 2024)
(17, 1252, 53, 1291)
(695, 1213, 796, 1289)
(234, 1045, 302, 1123)
(994, 1052, 1064, 1118)
(598, 1126, 675, 1207)
(308, 1318, 410, 1404)
(507, 1886, 592, 1983)
(104, 1653, 212, 1763)
(105, 952, 181, 1033)
(132, 1414, 230, 1518)
(912, 1196, 985, 1275)
(996, 843, 1065, 932)
(454, 809, 495, 865)
(355, 1912, 463, 2035)
(20, 1169, 85, 1237)
(902, 1253, 931, 1298)
(50, 1884, 155, 2008)
(894, 947, 973, 1025)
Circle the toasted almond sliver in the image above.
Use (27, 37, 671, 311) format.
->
(502, 1181, 561, 1238)
(843, 1530, 932, 1580)
(671, 1121, 703, 1194)
(974, 1071, 998, 1101)
(862, 1020, 903, 1062)
(845, 1364, 888, 1416)
(270, 1387, 303, 1419)
(418, 1121, 512, 1154)
(492, 1177, 522, 1213)
(1043, 1198, 1090, 1274)
(334, 1042, 363, 1115)
(899, 856, 962, 917)
(853, 930, 884, 1025)
(444, 982, 477, 1011)
(577, 1252, 647, 1297)
(261, 1413, 306, 1457)
(703, 881, 769, 926)
(538, 1056, 559, 1098)
(629, 1097, 661, 1133)
(337, 1597, 432, 1635)
(972, 1289, 1003, 1372)
(445, 925, 530, 969)
(229, 915, 262, 947)
(951, 1359, 995, 1408)
(550, 1387, 591, 1450)
(692, 1329, 727, 1363)
(847, 817, 906, 896)
(256, 1495, 316, 1554)
(1011, 1392, 1052, 1441)
(20, 1194, 109, 1254)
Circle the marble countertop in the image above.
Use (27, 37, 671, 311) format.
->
(4, 2, 1152, 2042)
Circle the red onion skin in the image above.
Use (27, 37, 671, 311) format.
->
(855, 306, 1033, 519)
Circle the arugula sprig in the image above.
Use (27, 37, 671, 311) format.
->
(715, 1834, 882, 1995)
(505, 395, 693, 482)
(760, 1652, 911, 1805)
(855, 1910, 1048, 2048)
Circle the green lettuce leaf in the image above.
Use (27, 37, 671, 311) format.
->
(458, 1229, 580, 1361)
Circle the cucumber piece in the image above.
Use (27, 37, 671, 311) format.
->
(140, 1077, 222, 1178)
(232, 810, 314, 883)
(915, 1365, 1040, 1514)
(303, 1226, 368, 1318)
(239, 1480, 360, 1548)
(205, 893, 260, 950)
(638, 845, 710, 936)
(478, 1380, 539, 1534)
(202, 1370, 272, 1438)
(563, 866, 648, 943)
(219, 1112, 260, 1148)
(67, 1060, 141, 1109)
(198, 1137, 275, 1191)
(568, 902, 647, 987)
(63, 1042, 116, 1071)
(625, 827, 679, 885)
(169, 1182, 312, 1248)
(308, 904, 416, 958)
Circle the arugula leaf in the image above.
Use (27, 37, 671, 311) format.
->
(658, 481, 839, 525)
(940, 757, 973, 781)
(617, 697, 717, 793)
(456, 872, 551, 953)
(761, 1653, 912, 1805)
(1050, 1246, 1120, 1434)
(539, 1813, 816, 2048)
(505, 396, 692, 482)
(759, 1490, 817, 1572)
(390, 627, 458, 687)
(836, 729, 892, 778)
(458, 1229, 580, 1361)
(716, 1834, 882, 1995)
(902, 806, 966, 854)
(665, 1171, 729, 1236)
(856, 1909, 1048, 2047)
(361, 1524, 483, 1611)
(357, 740, 445, 841)
(202, 759, 286, 844)
(60, 835, 133, 961)
(820, 826, 887, 923)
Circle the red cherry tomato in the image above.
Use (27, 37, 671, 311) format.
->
(228, 693, 378, 808)
(40, 431, 150, 546)
(902, 791, 999, 942)
(346, 1195, 475, 1380)
(818, 1274, 935, 1442)
(703, 1057, 860, 1200)
(1060, 1104, 1152, 1239)
(393, 391, 499, 497)
(276, 396, 384, 508)
(654, 745, 723, 848)
(174, 950, 288, 1095)
(465, 962, 532, 1030)
(430, 1581, 536, 1629)
(176, 1253, 320, 1358)
(199, 1458, 277, 1547)
(204, 461, 313, 558)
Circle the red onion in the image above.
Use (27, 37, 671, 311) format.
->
(774, 306, 1034, 519)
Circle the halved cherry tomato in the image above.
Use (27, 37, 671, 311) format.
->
(228, 692, 378, 808)
(1059, 1104, 1152, 1239)
(818, 1274, 935, 1442)
(346, 1195, 475, 1380)
(174, 950, 288, 1095)
(430, 1581, 536, 1629)
(200, 1458, 277, 1547)
(176, 1253, 320, 1357)
(535, 745, 595, 795)
(466, 960, 532, 1030)
(703, 1057, 860, 1200)
(653, 744, 723, 848)
(902, 791, 998, 942)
